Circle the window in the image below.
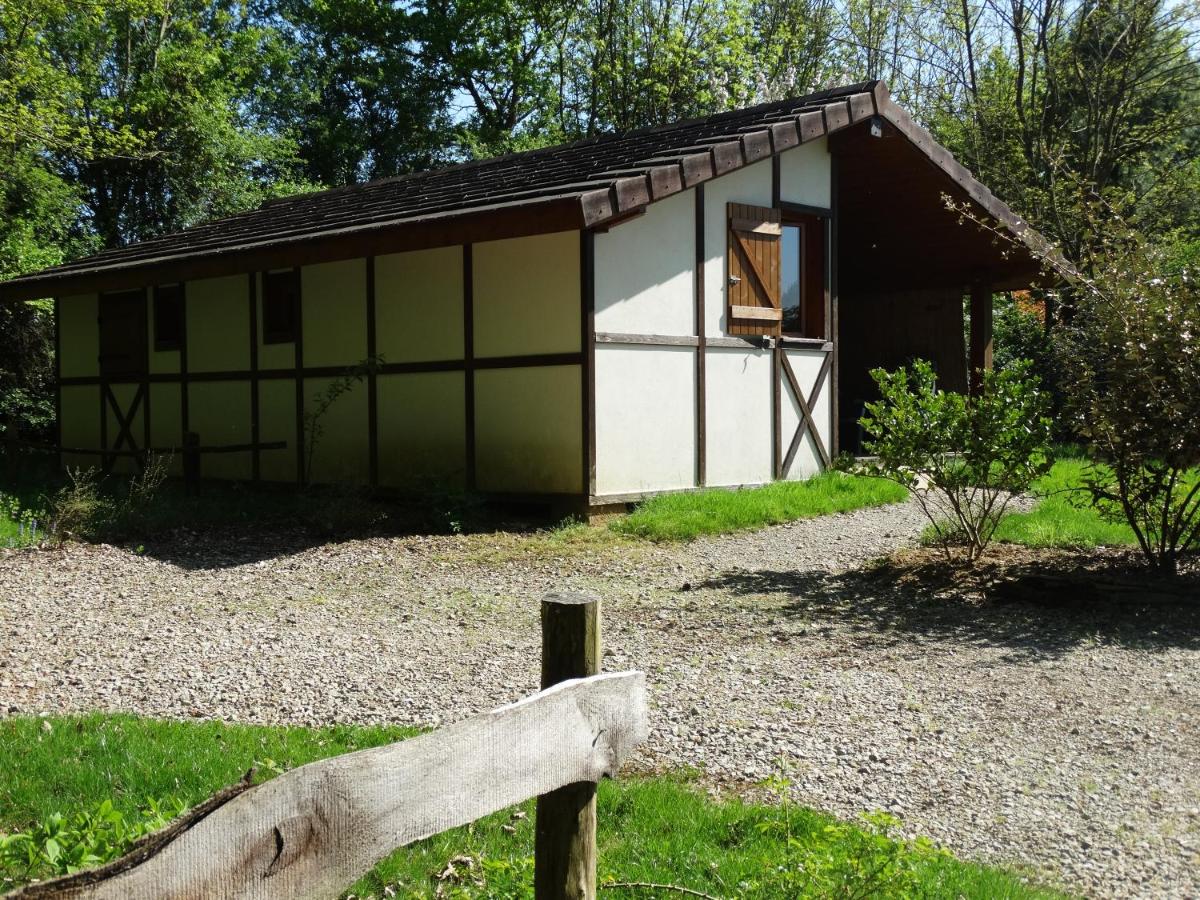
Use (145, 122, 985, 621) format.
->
(98, 289, 148, 378)
(263, 269, 300, 344)
(780, 211, 827, 339)
(153, 284, 184, 351)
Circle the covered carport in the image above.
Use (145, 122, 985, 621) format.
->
(828, 98, 1051, 451)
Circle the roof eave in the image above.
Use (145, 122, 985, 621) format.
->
(0, 194, 587, 303)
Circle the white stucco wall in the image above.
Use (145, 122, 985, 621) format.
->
(475, 365, 582, 494)
(594, 344, 696, 495)
(376, 246, 464, 363)
(594, 189, 696, 336)
(780, 347, 832, 479)
(779, 137, 831, 208)
(473, 231, 580, 358)
(702, 160, 773, 337)
(703, 348, 774, 486)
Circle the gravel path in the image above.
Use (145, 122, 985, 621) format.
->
(1, 499, 1198, 898)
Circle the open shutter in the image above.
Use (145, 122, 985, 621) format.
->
(727, 203, 782, 336)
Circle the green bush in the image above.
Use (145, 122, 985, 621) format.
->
(859, 359, 1053, 563)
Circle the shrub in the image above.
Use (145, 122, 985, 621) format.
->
(859, 359, 1053, 563)
(1053, 225, 1200, 574)
(949, 196, 1200, 574)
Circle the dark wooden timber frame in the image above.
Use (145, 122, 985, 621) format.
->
(249, 273, 260, 481)
(292, 267, 305, 484)
(969, 282, 994, 395)
(694, 185, 707, 486)
(366, 257, 379, 486)
(581, 231, 596, 496)
(463, 245, 476, 491)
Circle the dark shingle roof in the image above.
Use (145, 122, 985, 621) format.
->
(0, 81, 1048, 300)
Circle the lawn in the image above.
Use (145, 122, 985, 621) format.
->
(995, 457, 1139, 549)
(611, 472, 910, 542)
(0, 714, 1062, 899)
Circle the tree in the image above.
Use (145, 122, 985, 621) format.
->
(263, 0, 453, 184)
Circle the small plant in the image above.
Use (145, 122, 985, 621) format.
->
(48, 467, 111, 543)
(755, 765, 947, 899)
(859, 358, 1053, 563)
(0, 493, 47, 548)
(0, 797, 184, 885)
(303, 356, 383, 484)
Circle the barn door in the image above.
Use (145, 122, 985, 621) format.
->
(98, 290, 149, 471)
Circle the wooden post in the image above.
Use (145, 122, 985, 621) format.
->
(183, 431, 200, 495)
(535, 592, 601, 900)
(969, 283, 994, 395)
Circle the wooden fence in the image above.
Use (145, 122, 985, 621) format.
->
(9, 593, 646, 900)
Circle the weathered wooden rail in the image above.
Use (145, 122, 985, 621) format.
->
(8, 594, 645, 900)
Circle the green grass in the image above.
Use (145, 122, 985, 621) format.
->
(611, 473, 910, 542)
(0, 715, 1063, 899)
(995, 457, 1139, 549)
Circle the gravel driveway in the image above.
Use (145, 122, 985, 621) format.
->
(1, 499, 1197, 898)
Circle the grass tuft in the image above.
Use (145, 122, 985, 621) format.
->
(611, 473, 909, 542)
(995, 458, 1138, 549)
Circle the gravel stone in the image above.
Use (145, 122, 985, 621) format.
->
(1, 498, 1196, 898)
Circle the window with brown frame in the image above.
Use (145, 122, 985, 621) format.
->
(263, 269, 300, 344)
(780, 211, 827, 339)
(726, 202, 827, 339)
(153, 283, 184, 351)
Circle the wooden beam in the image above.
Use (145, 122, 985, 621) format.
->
(366, 257, 378, 487)
(293, 267, 305, 485)
(14, 673, 648, 900)
(581, 230, 596, 498)
(694, 185, 706, 488)
(969, 282, 994, 395)
(536, 593, 602, 900)
(249, 274, 260, 482)
(463, 245, 476, 491)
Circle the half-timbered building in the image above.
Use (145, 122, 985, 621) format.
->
(0, 81, 1050, 511)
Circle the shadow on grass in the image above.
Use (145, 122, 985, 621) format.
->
(1, 452, 575, 569)
(700, 552, 1200, 658)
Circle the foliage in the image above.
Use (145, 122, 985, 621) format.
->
(611, 473, 909, 542)
(0, 798, 185, 882)
(1051, 213, 1200, 574)
(753, 771, 946, 898)
(0, 300, 54, 441)
(859, 359, 1053, 563)
(0, 715, 1062, 899)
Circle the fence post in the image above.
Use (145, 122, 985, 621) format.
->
(535, 592, 601, 900)
(183, 431, 200, 495)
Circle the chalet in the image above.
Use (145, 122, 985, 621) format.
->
(0, 81, 1049, 512)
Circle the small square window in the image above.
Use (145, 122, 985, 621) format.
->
(153, 284, 184, 351)
(263, 270, 300, 344)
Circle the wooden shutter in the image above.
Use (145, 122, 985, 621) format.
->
(727, 203, 782, 336)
